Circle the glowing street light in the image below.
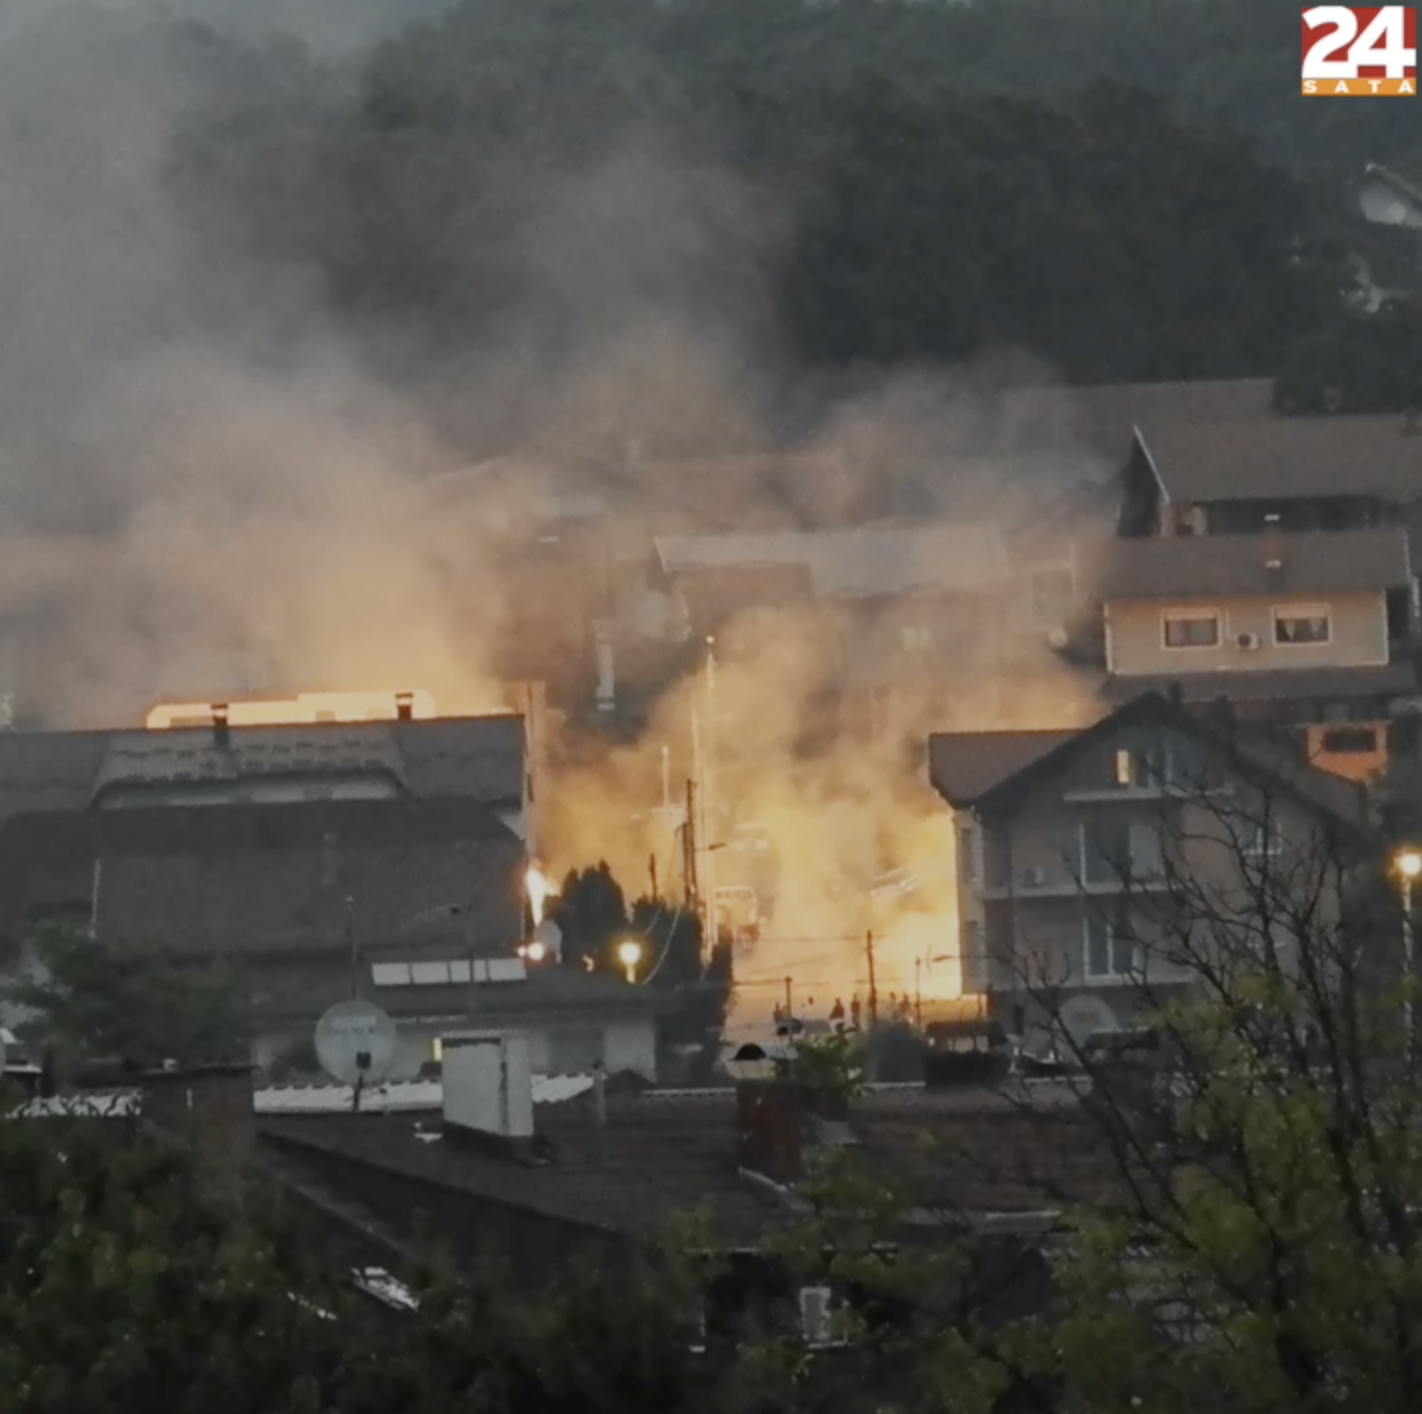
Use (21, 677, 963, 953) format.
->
(616, 937, 644, 985)
(521, 941, 548, 964)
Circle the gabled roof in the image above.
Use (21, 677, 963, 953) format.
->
(653, 522, 1012, 598)
(1097, 528, 1412, 599)
(928, 691, 1371, 827)
(1134, 412, 1422, 505)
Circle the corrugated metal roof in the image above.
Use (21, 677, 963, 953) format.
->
(10, 1091, 138, 1118)
(654, 521, 1012, 598)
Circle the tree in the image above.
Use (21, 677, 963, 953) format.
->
(4, 923, 252, 1073)
(551, 862, 628, 973)
(921, 747, 1422, 1413)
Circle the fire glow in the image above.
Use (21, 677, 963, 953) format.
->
(525, 863, 558, 928)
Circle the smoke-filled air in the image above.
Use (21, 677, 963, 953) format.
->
(0, 3, 1120, 1025)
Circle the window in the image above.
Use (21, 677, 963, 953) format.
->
(1319, 726, 1378, 754)
(1082, 818, 1161, 885)
(1084, 912, 1138, 980)
(371, 962, 412, 986)
(1113, 738, 1167, 788)
(1162, 611, 1219, 648)
(410, 961, 452, 985)
(1273, 605, 1330, 645)
(1242, 818, 1284, 857)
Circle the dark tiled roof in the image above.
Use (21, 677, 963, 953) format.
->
(1103, 664, 1418, 706)
(929, 691, 1372, 828)
(1137, 412, 1422, 505)
(928, 729, 1083, 810)
(256, 1081, 1111, 1248)
(90, 715, 525, 805)
(1097, 529, 1412, 599)
(0, 714, 524, 822)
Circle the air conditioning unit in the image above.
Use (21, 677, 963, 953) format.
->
(1019, 866, 1049, 888)
(1235, 632, 1261, 651)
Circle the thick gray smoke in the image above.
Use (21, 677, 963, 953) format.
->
(0, 4, 1118, 1011)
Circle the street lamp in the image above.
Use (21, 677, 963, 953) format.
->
(1396, 848, 1422, 1062)
(616, 937, 643, 985)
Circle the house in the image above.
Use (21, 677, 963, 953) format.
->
(0, 709, 540, 1070)
(1116, 395, 1422, 540)
(1092, 528, 1417, 777)
(255, 950, 663, 1082)
(928, 691, 1374, 1048)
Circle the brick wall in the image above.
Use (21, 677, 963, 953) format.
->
(139, 1064, 255, 1211)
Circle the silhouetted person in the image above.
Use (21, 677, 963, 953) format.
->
(850, 997, 862, 1028)
(830, 998, 845, 1022)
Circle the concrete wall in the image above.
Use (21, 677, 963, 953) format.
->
(255, 1014, 659, 1084)
(1105, 591, 1388, 676)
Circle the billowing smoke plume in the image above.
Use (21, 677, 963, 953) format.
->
(0, 7, 1117, 1018)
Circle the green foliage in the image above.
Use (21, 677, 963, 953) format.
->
(4, 923, 251, 1073)
(776, 1030, 865, 1104)
(0, 1114, 352, 1414)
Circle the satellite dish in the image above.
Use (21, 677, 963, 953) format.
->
(314, 999, 398, 1087)
(532, 918, 563, 960)
(1046, 626, 1069, 651)
(1058, 996, 1119, 1052)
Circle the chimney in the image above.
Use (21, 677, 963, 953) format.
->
(395, 691, 415, 722)
(211, 702, 231, 748)
(137, 1062, 256, 1212)
(736, 1078, 803, 1184)
(1263, 513, 1284, 573)
(441, 1032, 534, 1143)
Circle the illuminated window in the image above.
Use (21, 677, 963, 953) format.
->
(431, 1037, 443, 1063)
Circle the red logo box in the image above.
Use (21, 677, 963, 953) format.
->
(1302, 5, 1417, 94)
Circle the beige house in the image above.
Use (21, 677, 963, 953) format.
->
(929, 691, 1373, 1051)
(1091, 528, 1417, 780)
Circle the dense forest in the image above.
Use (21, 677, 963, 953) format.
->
(0, 0, 1413, 483)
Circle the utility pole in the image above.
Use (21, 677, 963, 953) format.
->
(346, 896, 358, 1000)
(702, 636, 718, 962)
(649, 852, 659, 903)
(784, 976, 793, 1018)
(684, 778, 699, 909)
(915, 957, 923, 1031)
(865, 930, 879, 1081)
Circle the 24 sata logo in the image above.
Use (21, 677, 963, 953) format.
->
(1303, 6, 1416, 93)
